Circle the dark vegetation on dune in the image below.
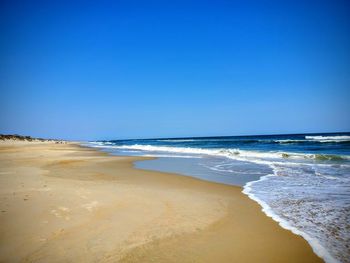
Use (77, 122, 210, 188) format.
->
(0, 134, 65, 143)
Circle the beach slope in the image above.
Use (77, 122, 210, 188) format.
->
(0, 141, 323, 262)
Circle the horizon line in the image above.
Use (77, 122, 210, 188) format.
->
(96, 131, 350, 142)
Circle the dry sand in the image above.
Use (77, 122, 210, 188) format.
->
(0, 141, 323, 262)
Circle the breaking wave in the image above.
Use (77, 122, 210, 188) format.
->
(305, 135, 350, 142)
(93, 144, 350, 163)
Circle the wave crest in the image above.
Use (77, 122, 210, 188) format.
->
(305, 135, 350, 142)
(92, 143, 349, 163)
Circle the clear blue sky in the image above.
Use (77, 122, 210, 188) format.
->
(1, 0, 349, 140)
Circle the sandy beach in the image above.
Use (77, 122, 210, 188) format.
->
(0, 141, 323, 262)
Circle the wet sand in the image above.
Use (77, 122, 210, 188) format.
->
(0, 141, 323, 262)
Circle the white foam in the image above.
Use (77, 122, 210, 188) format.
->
(274, 139, 307, 143)
(156, 139, 196, 142)
(242, 174, 339, 263)
(305, 135, 350, 142)
(142, 154, 202, 158)
(86, 143, 201, 159)
(91, 144, 349, 162)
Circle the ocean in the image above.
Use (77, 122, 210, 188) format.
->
(87, 132, 350, 263)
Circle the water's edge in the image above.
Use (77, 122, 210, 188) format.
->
(82, 143, 332, 263)
(243, 175, 337, 263)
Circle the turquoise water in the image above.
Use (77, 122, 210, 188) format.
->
(87, 132, 350, 263)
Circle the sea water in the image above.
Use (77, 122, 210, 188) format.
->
(87, 133, 350, 263)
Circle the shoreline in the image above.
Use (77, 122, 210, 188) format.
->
(243, 176, 337, 263)
(0, 141, 323, 262)
(92, 144, 335, 263)
(135, 159, 334, 263)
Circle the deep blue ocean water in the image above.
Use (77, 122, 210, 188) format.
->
(87, 132, 350, 263)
